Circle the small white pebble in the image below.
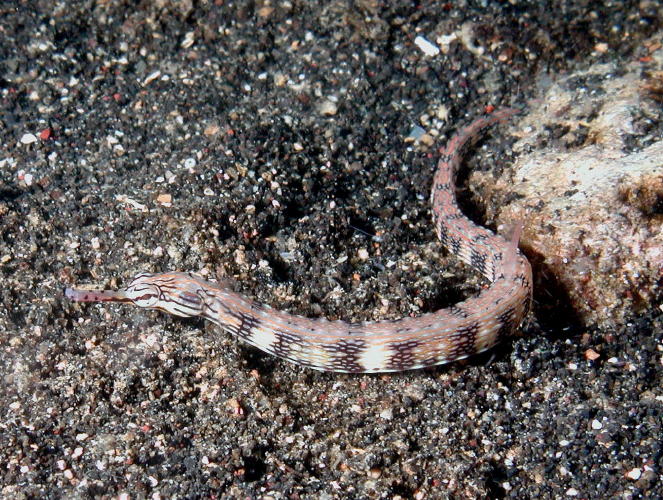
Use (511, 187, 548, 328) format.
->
(57, 459, 67, 470)
(183, 158, 196, 169)
(165, 170, 177, 183)
(72, 447, 83, 459)
(143, 333, 159, 348)
(116, 194, 147, 212)
(357, 248, 369, 260)
(414, 35, 440, 56)
(181, 31, 195, 49)
(318, 99, 338, 116)
(436, 33, 458, 53)
(143, 71, 161, 85)
(279, 252, 294, 261)
(76, 433, 89, 441)
(594, 42, 609, 53)
(156, 193, 172, 206)
(626, 468, 641, 480)
(20, 133, 38, 144)
(566, 488, 579, 496)
(591, 419, 603, 430)
(0, 158, 14, 169)
(436, 105, 450, 121)
(406, 125, 426, 142)
(91, 237, 101, 250)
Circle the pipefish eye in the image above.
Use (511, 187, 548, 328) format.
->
(177, 290, 203, 309)
(148, 288, 203, 317)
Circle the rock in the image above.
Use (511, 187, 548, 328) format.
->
(474, 36, 662, 328)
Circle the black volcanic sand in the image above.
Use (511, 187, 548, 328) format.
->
(1, 1, 661, 498)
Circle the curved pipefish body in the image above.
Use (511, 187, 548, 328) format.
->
(66, 109, 532, 373)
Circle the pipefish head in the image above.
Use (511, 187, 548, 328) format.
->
(65, 272, 206, 318)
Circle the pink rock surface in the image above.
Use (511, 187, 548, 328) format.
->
(475, 43, 662, 328)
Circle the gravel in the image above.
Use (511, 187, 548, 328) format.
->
(1, 1, 661, 498)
